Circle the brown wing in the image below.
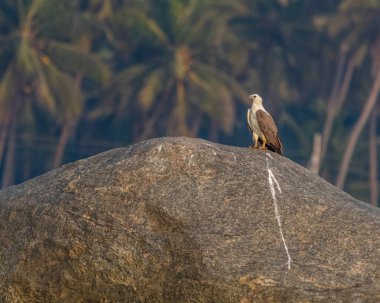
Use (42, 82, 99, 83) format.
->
(256, 109, 283, 155)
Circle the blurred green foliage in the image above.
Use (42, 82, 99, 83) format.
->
(0, 0, 379, 205)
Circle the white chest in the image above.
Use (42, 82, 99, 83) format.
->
(248, 108, 262, 136)
(247, 104, 268, 137)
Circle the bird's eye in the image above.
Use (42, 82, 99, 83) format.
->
(253, 95, 256, 99)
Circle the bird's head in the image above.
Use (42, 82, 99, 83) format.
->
(249, 93, 263, 106)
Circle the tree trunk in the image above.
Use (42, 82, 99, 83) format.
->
(1, 83, 21, 188)
(137, 90, 170, 141)
(52, 73, 83, 168)
(138, 114, 156, 141)
(369, 110, 378, 207)
(1, 118, 16, 188)
(53, 121, 75, 169)
(309, 132, 322, 174)
(0, 112, 11, 163)
(319, 47, 355, 174)
(335, 56, 356, 112)
(170, 79, 188, 136)
(336, 68, 380, 188)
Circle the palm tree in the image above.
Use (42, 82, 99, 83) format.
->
(315, 0, 380, 189)
(0, 0, 109, 185)
(97, 0, 248, 141)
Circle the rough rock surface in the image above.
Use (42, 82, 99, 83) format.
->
(0, 137, 379, 302)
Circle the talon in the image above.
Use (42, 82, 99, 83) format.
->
(252, 133, 259, 150)
(261, 140, 268, 150)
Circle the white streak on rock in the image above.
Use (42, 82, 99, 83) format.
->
(266, 157, 292, 270)
(189, 154, 194, 166)
(269, 169, 282, 193)
(157, 145, 162, 153)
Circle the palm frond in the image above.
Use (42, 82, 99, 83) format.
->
(16, 38, 36, 76)
(132, 11, 169, 45)
(45, 41, 110, 84)
(31, 53, 57, 113)
(36, 57, 84, 119)
(138, 68, 165, 111)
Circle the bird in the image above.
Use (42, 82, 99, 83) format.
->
(247, 94, 283, 155)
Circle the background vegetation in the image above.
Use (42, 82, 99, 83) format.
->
(1, 0, 380, 206)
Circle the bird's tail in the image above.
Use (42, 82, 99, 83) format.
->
(267, 144, 283, 155)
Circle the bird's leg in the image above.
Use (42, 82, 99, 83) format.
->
(261, 137, 268, 150)
(252, 133, 259, 149)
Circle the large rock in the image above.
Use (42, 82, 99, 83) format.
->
(0, 137, 379, 302)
